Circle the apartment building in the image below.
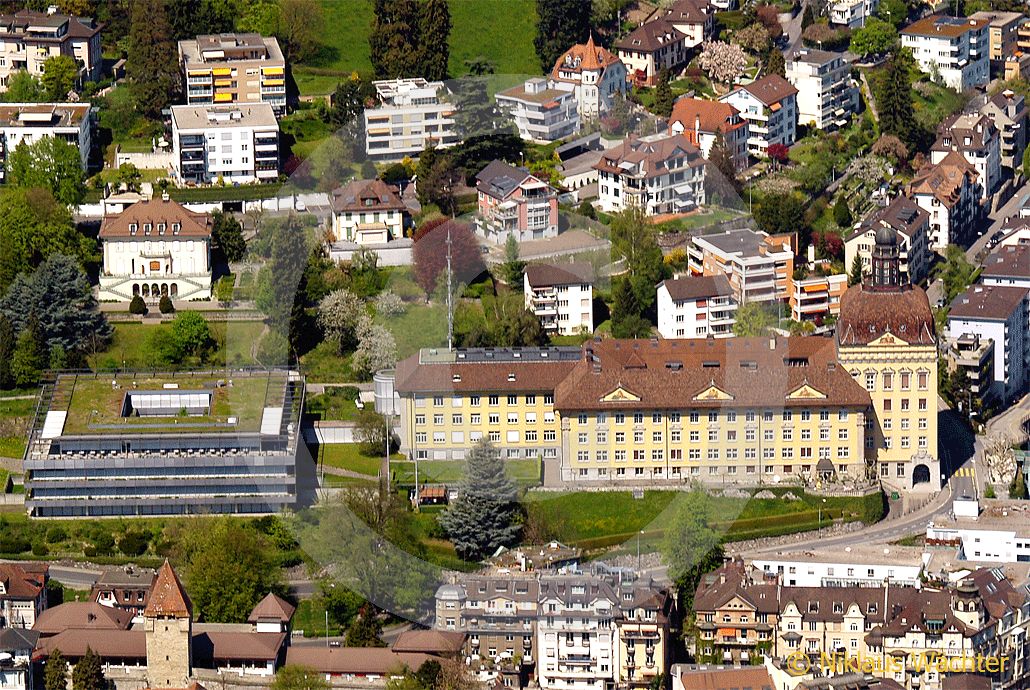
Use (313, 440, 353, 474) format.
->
(656, 274, 738, 339)
(687, 229, 795, 304)
(475, 160, 559, 243)
(982, 242, 1030, 290)
(829, 0, 879, 29)
(908, 151, 981, 251)
(554, 336, 871, 483)
(178, 33, 286, 116)
(790, 265, 848, 322)
(969, 11, 1024, 76)
(786, 49, 860, 131)
(931, 113, 1001, 201)
(97, 198, 213, 303)
(434, 577, 540, 665)
(657, 0, 715, 48)
(901, 15, 989, 91)
(330, 179, 410, 245)
(593, 133, 706, 214)
(523, 263, 594, 336)
(751, 548, 925, 587)
(981, 90, 1028, 171)
(946, 332, 996, 405)
(170, 103, 279, 185)
(668, 98, 749, 171)
(550, 35, 628, 119)
(394, 347, 582, 463)
(837, 229, 939, 491)
(615, 19, 687, 87)
(845, 196, 931, 286)
(947, 284, 1029, 402)
(0, 563, 47, 629)
(496, 78, 580, 144)
(720, 75, 798, 158)
(0, 627, 37, 690)
(0, 102, 91, 182)
(692, 560, 780, 664)
(364, 79, 458, 161)
(0, 9, 102, 90)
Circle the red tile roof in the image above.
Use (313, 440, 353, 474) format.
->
(551, 34, 622, 78)
(0, 562, 46, 600)
(909, 150, 978, 207)
(33, 602, 133, 635)
(247, 592, 296, 624)
(331, 179, 407, 214)
(144, 560, 192, 619)
(670, 98, 745, 136)
(285, 646, 434, 675)
(99, 198, 212, 239)
(593, 133, 704, 180)
(736, 74, 798, 106)
(395, 349, 581, 396)
(837, 284, 935, 346)
(391, 629, 467, 655)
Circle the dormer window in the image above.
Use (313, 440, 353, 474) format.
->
(129, 223, 138, 235)
(172, 223, 181, 235)
(144, 223, 152, 235)
(158, 223, 166, 235)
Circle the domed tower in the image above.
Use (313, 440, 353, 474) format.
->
(869, 225, 901, 291)
(951, 580, 984, 630)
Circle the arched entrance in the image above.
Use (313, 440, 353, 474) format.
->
(913, 464, 931, 485)
(141, 284, 150, 298)
(132, 284, 140, 296)
(170, 283, 178, 297)
(160, 283, 169, 297)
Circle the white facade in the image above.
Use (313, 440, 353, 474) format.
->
(927, 521, 1030, 563)
(947, 284, 1029, 402)
(909, 152, 981, 251)
(719, 77, 797, 158)
(786, 49, 860, 131)
(656, 277, 738, 338)
(594, 134, 706, 215)
(751, 556, 924, 587)
(496, 78, 580, 144)
(364, 78, 458, 161)
(0, 103, 92, 181)
(171, 103, 279, 185)
(901, 15, 989, 91)
(0, 10, 103, 90)
(829, 0, 879, 29)
(551, 37, 628, 119)
(931, 114, 1003, 202)
(523, 266, 594, 336)
(537, 591, 617, 690)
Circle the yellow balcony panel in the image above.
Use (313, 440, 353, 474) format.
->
(214, 79, 233, 87)
(263, 78, 284, 86)
(262, 67, 285, 76)
(212, 67, 232, 76)
(188, 70, 212, 77)
(213, 92, 234, 103)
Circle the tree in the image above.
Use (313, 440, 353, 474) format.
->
(534, 0, 591, 72)
(173, 516, 285, 623)
(11, 315, 45, 388)
(610, 206, 665, 294)
(732, 301, 776, 337)
(369, 0, 420, 79)
(698, 41, 748, 86)
(352, 314, 398, 378)
(706, 129, 743, 199)
(6, 137, 85, 205)
(498, 234, 526, 286)
(118, 530, 150, 557)
(801, 4, 815, 28)
(0, 315, 13, 390)
(765, 48, 785, 78)
(126, 0, 178, 118)
(833, 196, 853, 227)
(71, 647, 103, 690)
(129, 294, 147, 315)
(438, 438, 521, 560)
(412, 219, 484, 298)
(373, 291, 405, 317)
(346, 604, 386, 647)
(734, 23, 771, 54)
(611, 276, 652, 338)
(755, 5, 783, 39)
(0, 189, 91, 291)
(171, 311, 212, 357)
(875, 47, 917, 147)
(653, 68, 675, 118)
(661, 489, 723, 601)
(255, 215, 311, 348)
(871, 134, 909, 164)
(1023, 143, 1030, 179)
(41, 55, 78, 101)
(417, 0, 451, 80)
(44, 649, 68, 690)
(766, 143, 790, 166)
(276, 0, 324, 63)
(167, 0, 237, 39)
(317, 288, 365, 353)
(877, 0, 907, 28)
(159, 294, 174, 314)
(116, 163, 143, 191)
(488, 294, 546, 347)
(327, 76, 368, 129)
(936, 244, 978, 303)
(211, 210, 247, 263)
(849, 254, 864, 286)
(271, 665, 331, 690)
(754, 192, 805, 236)
(849, 17, 898, 56)
(3, 71, 44, 102)
(1011, 465, 1028, 500)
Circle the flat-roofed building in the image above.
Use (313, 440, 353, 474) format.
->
(790, 265, 848, 322)
(0, 9, 103, 90)
(0, 102, 92, 181)
(845, 196, 931, 286)
(23, 369, 304, 518)
(981, 90, 1028, 172)
(947, 284, 1029, 402)
(687, 229, 795, 304)
(750, 547, 926, 587)
(968, 11, 1024, 76)
(496, 78, 580, 144)
(901, 15, 989, 90)
(829, 0, 879, 29)
(946, 332, 996, 405)
(170, 103, 279, 185)
(786, 49, 859, 131)
(656, 274, 738, 339)
(365, 78, 458, 161)
(178, 33, 286, 115)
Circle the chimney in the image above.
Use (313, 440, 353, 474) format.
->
(161, 191, 170, 202)
(769, 335, 776, 350)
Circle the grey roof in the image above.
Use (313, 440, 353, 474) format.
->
(476, 160, 534, 199)
(170, 103, 278, 130)
(659, 274, 733, 302)
(0, 628, 38, 652)
(790, 48, 844, 65)
(525, 262, 594, 287)
(949, 284, 1028, 321)
(697, 228, 783, 258)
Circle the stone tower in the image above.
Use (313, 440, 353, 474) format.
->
(145, 560, 193, 687)
(951, 579, 985, 630)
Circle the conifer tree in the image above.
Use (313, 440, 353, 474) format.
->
(72, 647, 103, 690)
(654, 69, 675, 118)
(43, 649, 68, 690)
(707, 129, 742, 198)
(849, 254, 864, 286)
(766, 49, 786, 77)
(369, 0, 420, 79)
(11, 314, 45, 388)
(534, 0, 591, 72)
(0, 314, 14, 390)
(438, 439, 521, 560)
(127, 0, 178, 118)
(417, 0, 451, 81)
(876, 47, 916, 147)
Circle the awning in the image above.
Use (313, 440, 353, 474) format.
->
(263, 79, 284, 86)
(262, 67, 285, 76)
(213, 93, 233, 102)
(717, 628, 737, 637)
(802, 284, 827, 293)
(212, 67, 232, 76)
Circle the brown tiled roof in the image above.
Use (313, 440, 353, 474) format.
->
(694, 561, 779, 614)
(780, 586, 889, 623)
(902, 14, 985, 38)
(476, 160, 535, 199)
(876, 587, 975, 637)
(144, 560, 192, 619)
(837, 284, 935, 346)
(395, 348, 582, 395)
(679, 667, 773, 690)
(285, 646, 433, 675)
(909, 151, 978, 207)
(848, 197, 928, 242)
(247, 592, 295, 624)
(0, 562, 46, 599)
(193, 631, 285, 662)
(99, 198, 212, 239)
(554, 336, 871, 411)
(659, 274, 732, 301)
(615, 18, 685, 52)
(551, 34, 622, 78)
(33, 629, 144, 661)
(593, 133, 704, 180)
(982, 243, 1030, 280)
(331, 179, 407, 214)
(949, 284, 1027, 321)
(525, 262, 594, 287)
(670, 98, 745, 135)
(737, 75, 798, 106)
(33, 602, 133, 635)
(932, 113, 996, 155)
(392, 629, 467, 655)
(662, 0, 711, 25)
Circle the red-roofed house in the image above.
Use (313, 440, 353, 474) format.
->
(551, 35, 628, 119)
(719, 75, 798, 158)
(593, 133, 706, 214)
(0, 563, 47, 629)
(615, 19, 687, 86)
(475, 160, 559, 243)
(669, 97, 749, 170)
(908, 151, 982, 250)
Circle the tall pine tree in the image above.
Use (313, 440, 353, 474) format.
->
(0, 314, 14, 390)
(71, 648, 104, 690)
(127, 0, 178, 119)
(534, 0, 592, 72)
(43, 649, 68, 690)
(706, 128, 743, 199)
(653, 69, 675, 118)
(766, 49, 786, 77)
(849, 254, 864, 286)
(417, 0, 451, 81)
(438, 439, 521, 560)
(369, 0, 420, 79)
(876, 47, 916, 147)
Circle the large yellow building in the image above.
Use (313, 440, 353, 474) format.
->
(836, 226, 940, 490)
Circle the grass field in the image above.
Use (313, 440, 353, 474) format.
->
(380, 302, 449, 359)
(294, 0, 540, 95)
(305, 387, 362, 421)
(88, 320, 266, 371)
(315, 443, 406, 476)
(0, 398, 35, 459)
(392, 458, 541, 486)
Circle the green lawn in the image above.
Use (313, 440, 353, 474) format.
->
(392, 458, 541, 486)
(306, 387, 362, 421)
(294, 597, 344, 637)
(0, 398, 34, 459)
(380, 302, 449, 359)
(295, 0, 540, 96)
(87, 320, 266, 371)
(300, 341, 357, 383)
(316, 444, 402, 476)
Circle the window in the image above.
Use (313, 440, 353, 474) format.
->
(578, 414, 588, 424)
(727, 411, 737, 422)
(415, 414, 425, 425)
(865, 372, 876, 391)
(615, 413, 625, 424)
(544, 394, 554, 405)
(615, 432, 625, 444)
(690, 412, 699, 423)
(470, 396, 481, 406)
(434, 414, 444, 425)
(489, 414, 500, 425)
(838, 428, 848, 440)
(882, 372, 893, 390)
(508, 395, 518, 405)
(489, 395, 499, 406)
(918, 372, 928, 389)
(452, 414, 462, 425)
(653, 413, 663, 423)
(709, 429, 719, 442)
(708, 411, 719, 423)
(783, 428, 793, 441)
(690, 431, 700, 442)
(433, 396, 444, 406)
(633, 412, 644, 424)
(526, 395, 536, 405)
